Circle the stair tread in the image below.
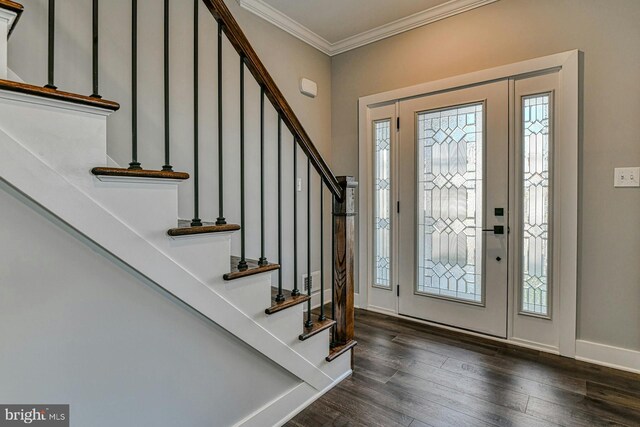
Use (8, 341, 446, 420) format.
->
(0, 0, 23, 14)
(299, 317, 336, 341)
(326, 340, 357, 362)
(0, 79, 119, 111)
(224, 256, 280, 281)
(92, 167, 189, 180)
(266, 287, 311, 315)
(168, 220, 240, 236)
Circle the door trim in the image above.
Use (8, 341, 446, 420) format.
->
(358, 50, 579, 357)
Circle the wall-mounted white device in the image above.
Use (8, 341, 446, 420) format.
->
(614, 167, 640, 187)
(299, 78, 317, 98)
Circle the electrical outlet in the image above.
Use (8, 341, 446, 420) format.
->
(297, 178, 302, 192)
(614, 167, 640, 187)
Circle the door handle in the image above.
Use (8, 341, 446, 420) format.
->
(482, 225, 504, 235)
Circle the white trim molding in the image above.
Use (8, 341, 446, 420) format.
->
(0, 8, 20, 80)
(236, 0, 499, 56)
(236, 370, 352, 427)
(236, 0, 332, 55)
(358, 50, 580, 358)
(576, 340, 640, 374)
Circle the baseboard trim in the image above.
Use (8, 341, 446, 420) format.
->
(575, 340, 640, 374)
(235, 370, 352, 427)
(366, 304, 397, 317)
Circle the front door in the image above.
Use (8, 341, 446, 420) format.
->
(397, 81, 509, 337)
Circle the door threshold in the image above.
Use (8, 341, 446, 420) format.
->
(364, 305, 560, 355)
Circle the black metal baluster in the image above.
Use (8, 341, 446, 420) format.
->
(45, 0, 57, 89)
(128, 0, 141, 170)
(162, 0, 173, 172)
(215, 22, 226, 225)
(90, 0, 101, 98)
(291, 139, 300, 296)
(318, 181, 326, 321)
(305, 157, 313, 328)
(191, 0, 202, 227)
(237, 57, 248, 271)
(258, 87, 267, 266)
(276, 117, 285, 302)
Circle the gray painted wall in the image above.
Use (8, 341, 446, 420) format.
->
(330, 0, 640, 351)
(0, 181, 300, 427)
(8, 0, 334, 294)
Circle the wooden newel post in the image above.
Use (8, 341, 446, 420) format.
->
(333, 176, 357, 346)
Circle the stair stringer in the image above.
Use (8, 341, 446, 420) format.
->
(0, 97, 345, 392)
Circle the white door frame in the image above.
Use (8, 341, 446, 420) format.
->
(357, 50, 580, 357)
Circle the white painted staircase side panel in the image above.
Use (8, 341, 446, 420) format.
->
(218, 275, 335, 367)
(0, 79, 353, 419)
(0, 123, 337, 392)
(0, 90, 235, 289)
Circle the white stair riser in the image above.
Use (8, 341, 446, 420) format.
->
(215, 274, 272, 316)
(260, 305, 305, 342)
(91, 182, 179, 233)
(291, 330, 331, 366)
(0, 95, 108, 188)
(321, 351, 353, 381)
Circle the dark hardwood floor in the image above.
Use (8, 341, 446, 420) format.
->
(287, 309, 640, 427)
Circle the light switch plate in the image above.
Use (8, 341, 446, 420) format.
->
(614, 167, 640, 187)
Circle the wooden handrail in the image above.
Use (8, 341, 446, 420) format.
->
(0, 0, 23, 14)
(200, 0, 343, 200)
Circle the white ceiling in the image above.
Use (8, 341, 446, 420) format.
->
(237, 0, 498, 55)
(261, 0, 449, 44)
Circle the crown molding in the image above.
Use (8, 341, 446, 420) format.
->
(237, 0, 499, 56)
(237, 0, 332, 55)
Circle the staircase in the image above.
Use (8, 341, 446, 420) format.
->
(0, 0, 356, 425)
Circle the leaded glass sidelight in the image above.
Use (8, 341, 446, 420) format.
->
(521, 94, 551, 316)
(373, 119, 392, 289)
(417, 103, 484, 303)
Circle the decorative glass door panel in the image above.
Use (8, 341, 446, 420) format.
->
(521, 94, 551, 316)
(398, 81, 509, 337)
(417, 104, 484, 303)
(374, 119, 392, 289)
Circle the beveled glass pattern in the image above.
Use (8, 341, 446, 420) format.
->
(417, 103, 484, 302)
(522, 94, 550, 315)
(374, 119, 391, 288)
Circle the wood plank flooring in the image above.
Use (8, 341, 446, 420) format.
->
(287, 309, 640, 427)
